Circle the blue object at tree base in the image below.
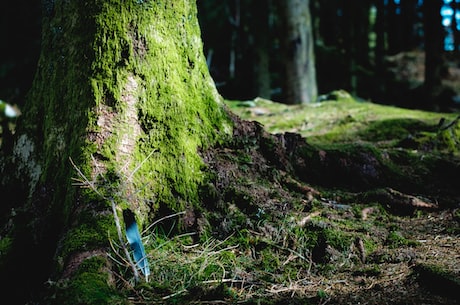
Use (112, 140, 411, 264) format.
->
(123, 209, 150, 279)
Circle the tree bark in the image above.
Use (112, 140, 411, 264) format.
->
(451, 1, 460, 53)
(279, 0, 317, 104)
(374, 0, 387, 98)
(423, 0, 444, 105)
(0, 0, 230, 303)
(400, 0, 419, 51)
(342, 0, 372, 94)
(249, 0, 271, 99)
(387, 0, 403, 55)
(317, 0, 341, 47)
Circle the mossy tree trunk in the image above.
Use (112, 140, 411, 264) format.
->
(0, 0, 230, 303)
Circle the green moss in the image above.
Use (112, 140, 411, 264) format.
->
(0, 236, 12, 269)
(353, 265, 382, 276)
(54, 256, 125, 305)
(322, 227, 353, 252)
(60, 212, 115, 260)
(257, 247, 281, 274)
(385, 230, 419, 248)
(436, 117, 460, 154)
(226, 94, 456, 148)
(322, 89, 356, 103)
(362, 236, 378, 255)
(359, 118, 434, 143)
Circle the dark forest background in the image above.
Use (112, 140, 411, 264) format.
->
(1, 0, 459, 111)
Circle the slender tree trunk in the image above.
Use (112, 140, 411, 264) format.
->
(279, 0, 317, 104)
(0, 1, 230, 303)
(342, 2, 357, 94)
(228, 0, 240, 80)
(374, 0, 387, 98)
(355, 0, 372, 68)
(343, 0, 372, 94)
(387, 0, 403, 55)
(317, 0, 341, 47)
(423, 0, 444, 105)
(451, 1, 460, 53)
(250, 0, 271, 99)
(400, 0, 418, 51)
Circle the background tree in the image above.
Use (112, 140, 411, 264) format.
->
(452, 0, 460, 52)
(374, 0, 387, 99)
(315, 0, 341, 47)
(0, 0, 230, 303)
(387, 0, 402, 55)
(278, 0, 317, 104)
(423, 0, 445, 105)
(342, 0, 372, 94)
(400, 0, 420, 51)
(5, 1, 457, 110)
(248, 0, 271, 99)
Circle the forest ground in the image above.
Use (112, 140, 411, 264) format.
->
(115, 53, 460, 304)
(121, 93, 459, 305)
(217, 96, 460, 305)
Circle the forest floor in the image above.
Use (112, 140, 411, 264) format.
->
(223, 97, 460, 305)
(130, 95, 459, 304)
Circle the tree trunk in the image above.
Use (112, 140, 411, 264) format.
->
(423, 0, 444, 105)
(451, 1, 460, 53)
(400, 0, 419, 51)
(343, 0, 372, 94)
(317, 0, 341, 46)
(279, 0, 317, 104)
(374, 0, 387, 98)
(0, 1, 230, 303)
(387, 0, 403, 55)
(249, 0, 271, 99)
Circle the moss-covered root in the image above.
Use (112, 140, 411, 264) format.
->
(51, 256, 126, 305)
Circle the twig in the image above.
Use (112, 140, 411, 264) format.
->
(127, 149, 157, 181)
(69, 157, 102, 196)
(162, 289, 188, 300)
(107, 231, 131, 266)
(201, 279, 245, 284)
